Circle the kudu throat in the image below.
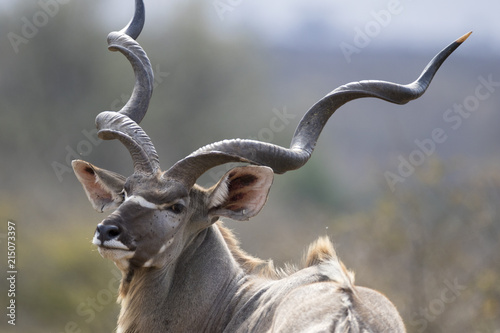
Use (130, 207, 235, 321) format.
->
(118, 225, 243, 332)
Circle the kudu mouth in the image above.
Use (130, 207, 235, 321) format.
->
(93, 223, 136, 252)
(92, 223, 136, 271)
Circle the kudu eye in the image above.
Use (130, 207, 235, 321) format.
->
(167, 203, 184, 214)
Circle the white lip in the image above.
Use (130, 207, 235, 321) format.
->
(97, 247, 134, 258)
(97, 247, 135, 270)
(92, 232, 131, 250)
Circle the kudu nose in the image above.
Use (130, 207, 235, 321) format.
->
(96, 224, 121, 242)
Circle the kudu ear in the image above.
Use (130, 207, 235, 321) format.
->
(72, 160, 126, 213)
(207, 166, 274, 221)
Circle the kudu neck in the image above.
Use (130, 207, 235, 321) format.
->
(118, 224, 245, 332)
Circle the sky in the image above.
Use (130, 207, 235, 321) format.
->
(2, 0, 497, 54)
(96, 0, 499, 54)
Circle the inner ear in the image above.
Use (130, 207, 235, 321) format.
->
(208, 166, 274, 221)
(72, 160, 126, 212)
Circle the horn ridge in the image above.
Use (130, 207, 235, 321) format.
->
(107, 31, 154, 124)
(121, 0, 146, 40)
(164, 32, 471, 188)
(96, 112, 160, 175)
(95, 0, 159, 175)
(105, 0, 153, 124)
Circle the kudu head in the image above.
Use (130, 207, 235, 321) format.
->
(73, 0, 470, 276)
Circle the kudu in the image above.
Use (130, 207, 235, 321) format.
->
(72, 1, 470, 332)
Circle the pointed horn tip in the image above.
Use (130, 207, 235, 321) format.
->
(456, 31, 472, 44)
(71, 159, 86, 168)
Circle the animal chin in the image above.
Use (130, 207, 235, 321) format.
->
(98, 247, 136, 269)
(98, 246, 134, 256)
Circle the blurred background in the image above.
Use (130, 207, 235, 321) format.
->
(0, 0, 499, 332)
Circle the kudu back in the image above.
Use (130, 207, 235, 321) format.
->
(72, 1, 470, 332)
